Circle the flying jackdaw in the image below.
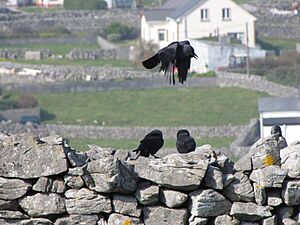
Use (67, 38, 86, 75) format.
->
(176, 129, 196, 154)
(142, 40, 198, 85)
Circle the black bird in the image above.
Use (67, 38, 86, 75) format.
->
(132, 129, 164, 159)
(176, 129, 196, 154)
(142, 40, 198, 85)
(271, 125, 287, 149)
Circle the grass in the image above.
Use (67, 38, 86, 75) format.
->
(33, 87, 268, 126)
(258, 37, 300, 51)
(0, 43, 100, 56)
(19, 6, 64, 13)
(68, 137, 236, 151)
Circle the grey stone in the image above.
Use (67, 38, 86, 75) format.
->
(19, 193, 66, 217)
(195, 145, 217, 164)
(262, 215, 277, 225)
(282, 218, 298, 225)
(143, 206, 188, 225)
(281, 180, 300, 206)
(267, 190, 283, 206)
(55, 214, 100, 225)
(33, 177, 66, 193)
(40, 135, 63, 145)
(214, 215, 239, 225)
(113, 194, 141, 217)
(86, 152, 137, 193)
(250, 165, 286, 188)
(131, 152, 209, 191)
(189, 215, 208, 225)
(204, 165, 223, 190)
(0, 133, 68, 179)
(20, 218, 53, 225)
(215, 154, 235, 174)
(223, 174, 235, 187)
(253, 183, 266, 205)
(65, 148, 88, 167)
(0, 200, 19, 210)
(97, 215, 108, 225)
(234, 154, 252, 172)
(249, 135, 280, 170)
(160, 189, 188, 208)
(65, 188, 112, 214)
(0, 210, 29, 219)
(189, 189, 232, 217)
(223, 172, 254, 202)
(275, 206, 294, 224)
(64, 174, 84, 189)
(135, 183, 159, 206)
(0, 177, 31, 200)
(280, 142, 300, 178)
(108, 213, 141, 225)
(230, 202, 272, 222)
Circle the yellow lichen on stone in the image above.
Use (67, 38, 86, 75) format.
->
(263, 155, 275, 166)
(124, 219, 133, 225)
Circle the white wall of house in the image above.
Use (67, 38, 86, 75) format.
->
(260, 111, 300, 145)
(36, 0, 63, 7)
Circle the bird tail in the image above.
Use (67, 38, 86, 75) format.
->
(142, 54, 159, 69)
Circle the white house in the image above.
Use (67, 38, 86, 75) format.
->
(36, 0, 64, 7)
(258, 97, 300, 145)
(141, 0, 257, 48)
(104, 0, 136, 9)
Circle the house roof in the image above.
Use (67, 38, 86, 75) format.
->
(143, 8, 173, 21)
(167, 0, 205, 19)
(259, 97, 300, 112)
(161, 0, 191, 9)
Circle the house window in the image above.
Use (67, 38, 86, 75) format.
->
(158, 29, 167, 41)
(222, 8, 231, 20)
(200, 9, 209, 21)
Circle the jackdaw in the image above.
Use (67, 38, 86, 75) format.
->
(176, 129, 196, 154)
(271, 125, 287, 149)
(132, 129, 164, 159)
(142, 40, 198, 84)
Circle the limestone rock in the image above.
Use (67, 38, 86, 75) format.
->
(214, 215, 239, 225)
(253, 183, 266, 205)
(189, 189, 232, 217)
(204, 165, 224, 190)
(108, 213, 141, 225)
(189, 215, 208, 225)
(0, 200, 19, 210)
(64, 147, 88, 167)
(280, 142, 300, 178)
(159, 189, 188, 208)
(0, 177, 32, 200)
(262, 215, 277, 225)
(223, 172, 254, 202)
(19, 193, 66, 217)
(215, 154, 235, 174)
(223, 174, 235, 187)
(85, 151, 137, 193)
(112, 194, 141, 217)
(135, 182, 159, 206)
(195, 145, 217, 164)
(0, 210, 29, 219)
(131, 152, 209, 191)
(143, 206, 188, 225)
(267, 190, 282, 206)
(33, 177, 66, 193)
(250, 165, 286, 188)
(274, 206, 294, 223)
(65, 188, 112, 214)
(234, 154, 252, 172)
(0, 133, 68, 179)
(54, 214, 100, 225)
(250, 135, 280, 170)
(282, 218, 298, 225)
(20, 218, 53, 225)
(230, 202, 272, 222)
(281, 181, 300, 206)
(64, 167, 85, 189)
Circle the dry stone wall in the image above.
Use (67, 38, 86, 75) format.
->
(0, 131, 300, 225)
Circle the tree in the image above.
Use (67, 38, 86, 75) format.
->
(64, 0, 107, 10)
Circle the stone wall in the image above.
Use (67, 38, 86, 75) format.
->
(0, 131, 299, 225)
(0, 49, 52, 60)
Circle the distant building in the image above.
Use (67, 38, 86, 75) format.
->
(104, 0, 137, 9)
(7, 0, 34, 7)
(258, 97, 300, 145)
(0, 0, 7, 7)
(141, 0, 257, 48)
(36, 0, 64, 7)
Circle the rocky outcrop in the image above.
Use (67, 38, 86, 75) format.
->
(0, 132, 299, 224)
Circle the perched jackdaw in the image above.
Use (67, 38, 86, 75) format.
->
(142, 40, 198, 84)
(132, 129, 164, 159)
(176, 129, 196, 154)
(271, 125, 287, 149)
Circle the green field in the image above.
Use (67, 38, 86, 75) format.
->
(34, 87, 268, 126)
(68, 137, 236, 151)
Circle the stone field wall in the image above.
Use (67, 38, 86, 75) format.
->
(0, 132, 299, 225)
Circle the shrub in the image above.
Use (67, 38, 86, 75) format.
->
(14, 95, 38, 109)
(107, 33, 121, 42)
(190, 71, 216, 78)
(131, 39, 159, 67)
(103, 22, 138, 40)
(64, 0, 107, 10)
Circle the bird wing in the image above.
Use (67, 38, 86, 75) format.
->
(142, 53, 159, 69)
(158, 42, 178, 74)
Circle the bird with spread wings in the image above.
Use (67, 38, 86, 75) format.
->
(142, 40, 198, 85)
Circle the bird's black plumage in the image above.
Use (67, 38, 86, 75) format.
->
(133, 129, 164, 158)
(271, 125, 287, 149)
(176, 129, 196, 154)
(142, 40, 198, 85)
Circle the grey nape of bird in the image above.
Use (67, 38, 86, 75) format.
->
(142, 40, 198, 85)
(176, 129, 196, 154)
(271, 125, 288, 149)
(131, 129, 164, 159)
(271, 125, 282, 136)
